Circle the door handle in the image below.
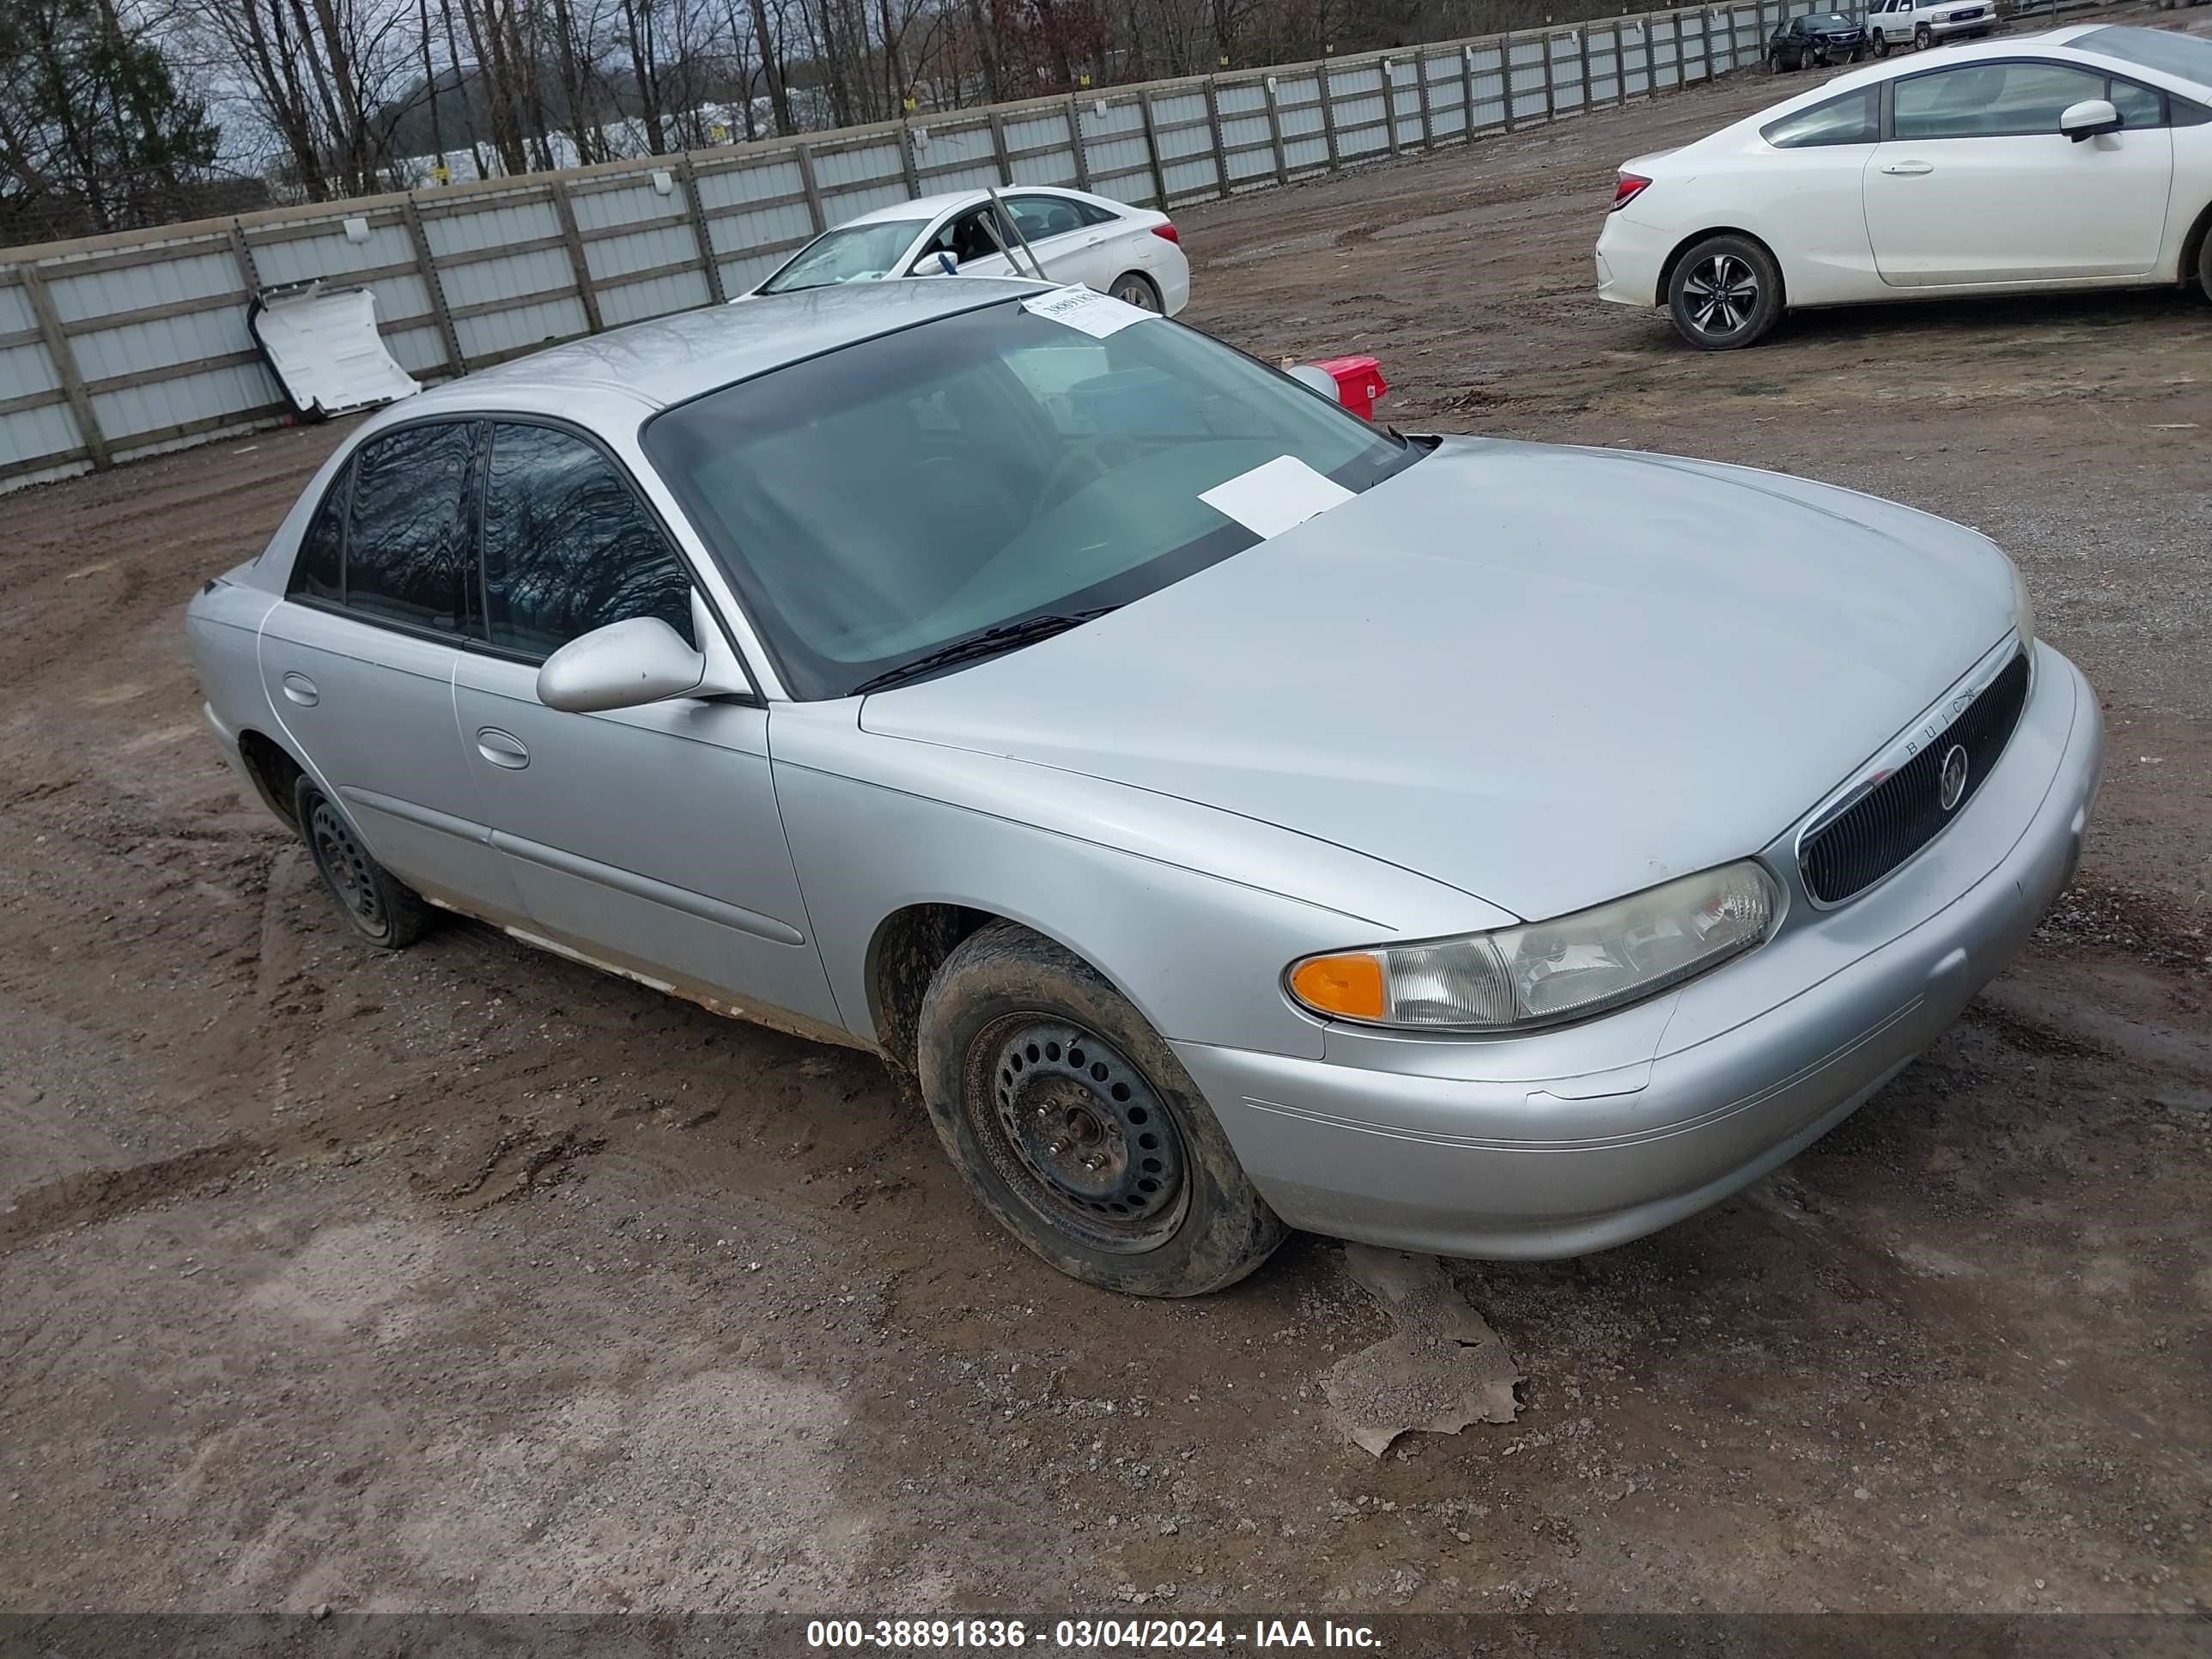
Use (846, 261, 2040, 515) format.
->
(1881, 161, 1935, 175)
(475, 727, 530, 769)
(281, 671, 319, 706)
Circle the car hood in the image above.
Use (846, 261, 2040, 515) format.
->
(859, 437, 2015, 921)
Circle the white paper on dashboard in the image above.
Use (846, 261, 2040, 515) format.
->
(1020, 283, 1158, 338)
(1198, 455, 1356, 539)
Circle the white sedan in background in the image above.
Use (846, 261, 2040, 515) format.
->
(1596, 24, 2212, 346)
(750, 185, 1192, 314)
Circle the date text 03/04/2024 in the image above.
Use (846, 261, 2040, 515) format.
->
(804, 1619, 1383, 1650)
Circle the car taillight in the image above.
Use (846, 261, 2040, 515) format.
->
(1152, 223, 1181, 244)
(1612, 174, 1651, 212)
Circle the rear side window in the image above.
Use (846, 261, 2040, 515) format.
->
(289, 466, 348, 603)
(1762, 87, 1880, 148)
(479, 422, 696, 659)
(344, 422, 477, 633)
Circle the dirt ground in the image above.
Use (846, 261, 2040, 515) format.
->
(3, 45, 2209, 1620)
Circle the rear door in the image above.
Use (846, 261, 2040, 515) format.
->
(257, 419, 521, 917)
(448, 419, 841, 1028)
(1003, 193, 1119, 288)
(1864, 59, 2173, 283)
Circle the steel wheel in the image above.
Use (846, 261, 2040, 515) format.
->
(1109, 273, 1162, 311)
(968, 1014, 1188, 1254)
(1682, 252, 1761, 337)
(308, 796, 389, 941)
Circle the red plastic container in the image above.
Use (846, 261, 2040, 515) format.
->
(1312, 355, 1388, 420)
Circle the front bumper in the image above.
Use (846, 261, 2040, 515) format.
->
(1173, 643, 2104, 1260)
(1926, 14, 1993, 36)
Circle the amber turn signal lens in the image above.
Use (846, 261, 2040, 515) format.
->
(1289, 953, 1386, 1020)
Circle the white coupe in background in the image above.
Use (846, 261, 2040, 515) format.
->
(1596, 24, 2212, 346)
(749, 185, 1193, 314)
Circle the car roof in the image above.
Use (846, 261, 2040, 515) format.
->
(398, 277, 1048, 419)
(1735, 27, 2196, 118)
(842, 185, 1100, 227)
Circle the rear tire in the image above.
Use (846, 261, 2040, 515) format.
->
(1108, 270, 1164, 312)
(2197, 220, 2212, 301)
(1667, 233, 1784, 349)
(295, 777, 433, 949)
(916, 921, 1284, 1297)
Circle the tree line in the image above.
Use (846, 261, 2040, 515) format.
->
(3, 0, 1607, 246)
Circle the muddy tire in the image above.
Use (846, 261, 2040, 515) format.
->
(916, 921, 1284, 1296)
(295, 777, 433, 949)
(1915, 21, 1932, 47)
(1872, 30, 1889, 56)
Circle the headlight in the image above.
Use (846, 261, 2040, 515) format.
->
(2008, 558, 2036, 652)
(1287, 861, 1780, 1033)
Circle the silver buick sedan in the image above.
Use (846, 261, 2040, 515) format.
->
(185, 279, 2104, 1297)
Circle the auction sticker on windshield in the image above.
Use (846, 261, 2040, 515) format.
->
(1200, 455, 1356, 538)
(1022, 283, 1158, 338)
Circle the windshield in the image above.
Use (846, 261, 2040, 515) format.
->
(757, 220, 928, 294)
(2073, 25, 2212, 87)
(1808, 13, 1852, 25)
(645, 299, 1425, 699)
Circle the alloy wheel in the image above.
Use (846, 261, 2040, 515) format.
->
(1682, 252, 1760, 339)
(1111, 276, 1160, 311)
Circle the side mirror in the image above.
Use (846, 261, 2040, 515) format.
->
(2060, 99, 2121, 143)
(911, 251, 959, 276)
(537, 617, 708, 714)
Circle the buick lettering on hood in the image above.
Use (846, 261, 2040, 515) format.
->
(185, 279, 2105, 1296)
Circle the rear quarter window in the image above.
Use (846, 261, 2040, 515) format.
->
(1762, 86, 1881, 148)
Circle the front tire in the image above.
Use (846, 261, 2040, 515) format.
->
(916, 921, 1284, 1297)
(1872, 30, 1890, 55)
(1915, 22, 1932, 47)
(1667, 233, 1784, 349)
(294, 778, 433, 948)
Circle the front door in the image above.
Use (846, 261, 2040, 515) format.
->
(449, 419, 840, 1030)
(1865, 59, 2173, 284)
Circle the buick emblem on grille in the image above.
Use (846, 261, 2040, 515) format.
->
(1939, 744, 1970, 811)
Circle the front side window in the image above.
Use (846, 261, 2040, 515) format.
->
(480, 422, 696, 659)
(644, 300, 1425, 699)
(757, 220, 929, 293)
(923, 209, 1009, 265)
(1893, 61, 2108, 140)
(1762, 86, 1880, 147)
(2108, 78, 2163, 129)
(343, 422, 477, 633)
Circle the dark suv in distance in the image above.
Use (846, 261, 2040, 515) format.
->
(1768, 11, 1869, 69)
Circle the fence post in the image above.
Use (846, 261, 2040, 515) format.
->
(1203, 78, 1231, 199)
(225, 221, 260, 296)
(897, 122, 921, 195)
(988, 110, 1014, 185)
(1137, 91, 1170, 208)
(1066, 96, 1093, 190)
(675, 155, 727, 304)
(1541, 32, 1558, 120)
(400, 195, 465, 377)
(1461, 44, 1478, 139)
(17, 263, 108, 471)
(794, 143, 828, 234)
(1414, 49, 1437, 147)
(1576, 26, 1590, 106)
(1261, 76, 1290, 184)
(1382, 58, 1401, 154)
(549, 179, 605, 333)
(1703, 6, 1718, 78)
(1319, 60, 1343, 169)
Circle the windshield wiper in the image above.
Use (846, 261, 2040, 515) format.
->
(850, 607, 1119, 696)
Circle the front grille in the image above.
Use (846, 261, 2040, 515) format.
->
(1798, 652, 2031, 906)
